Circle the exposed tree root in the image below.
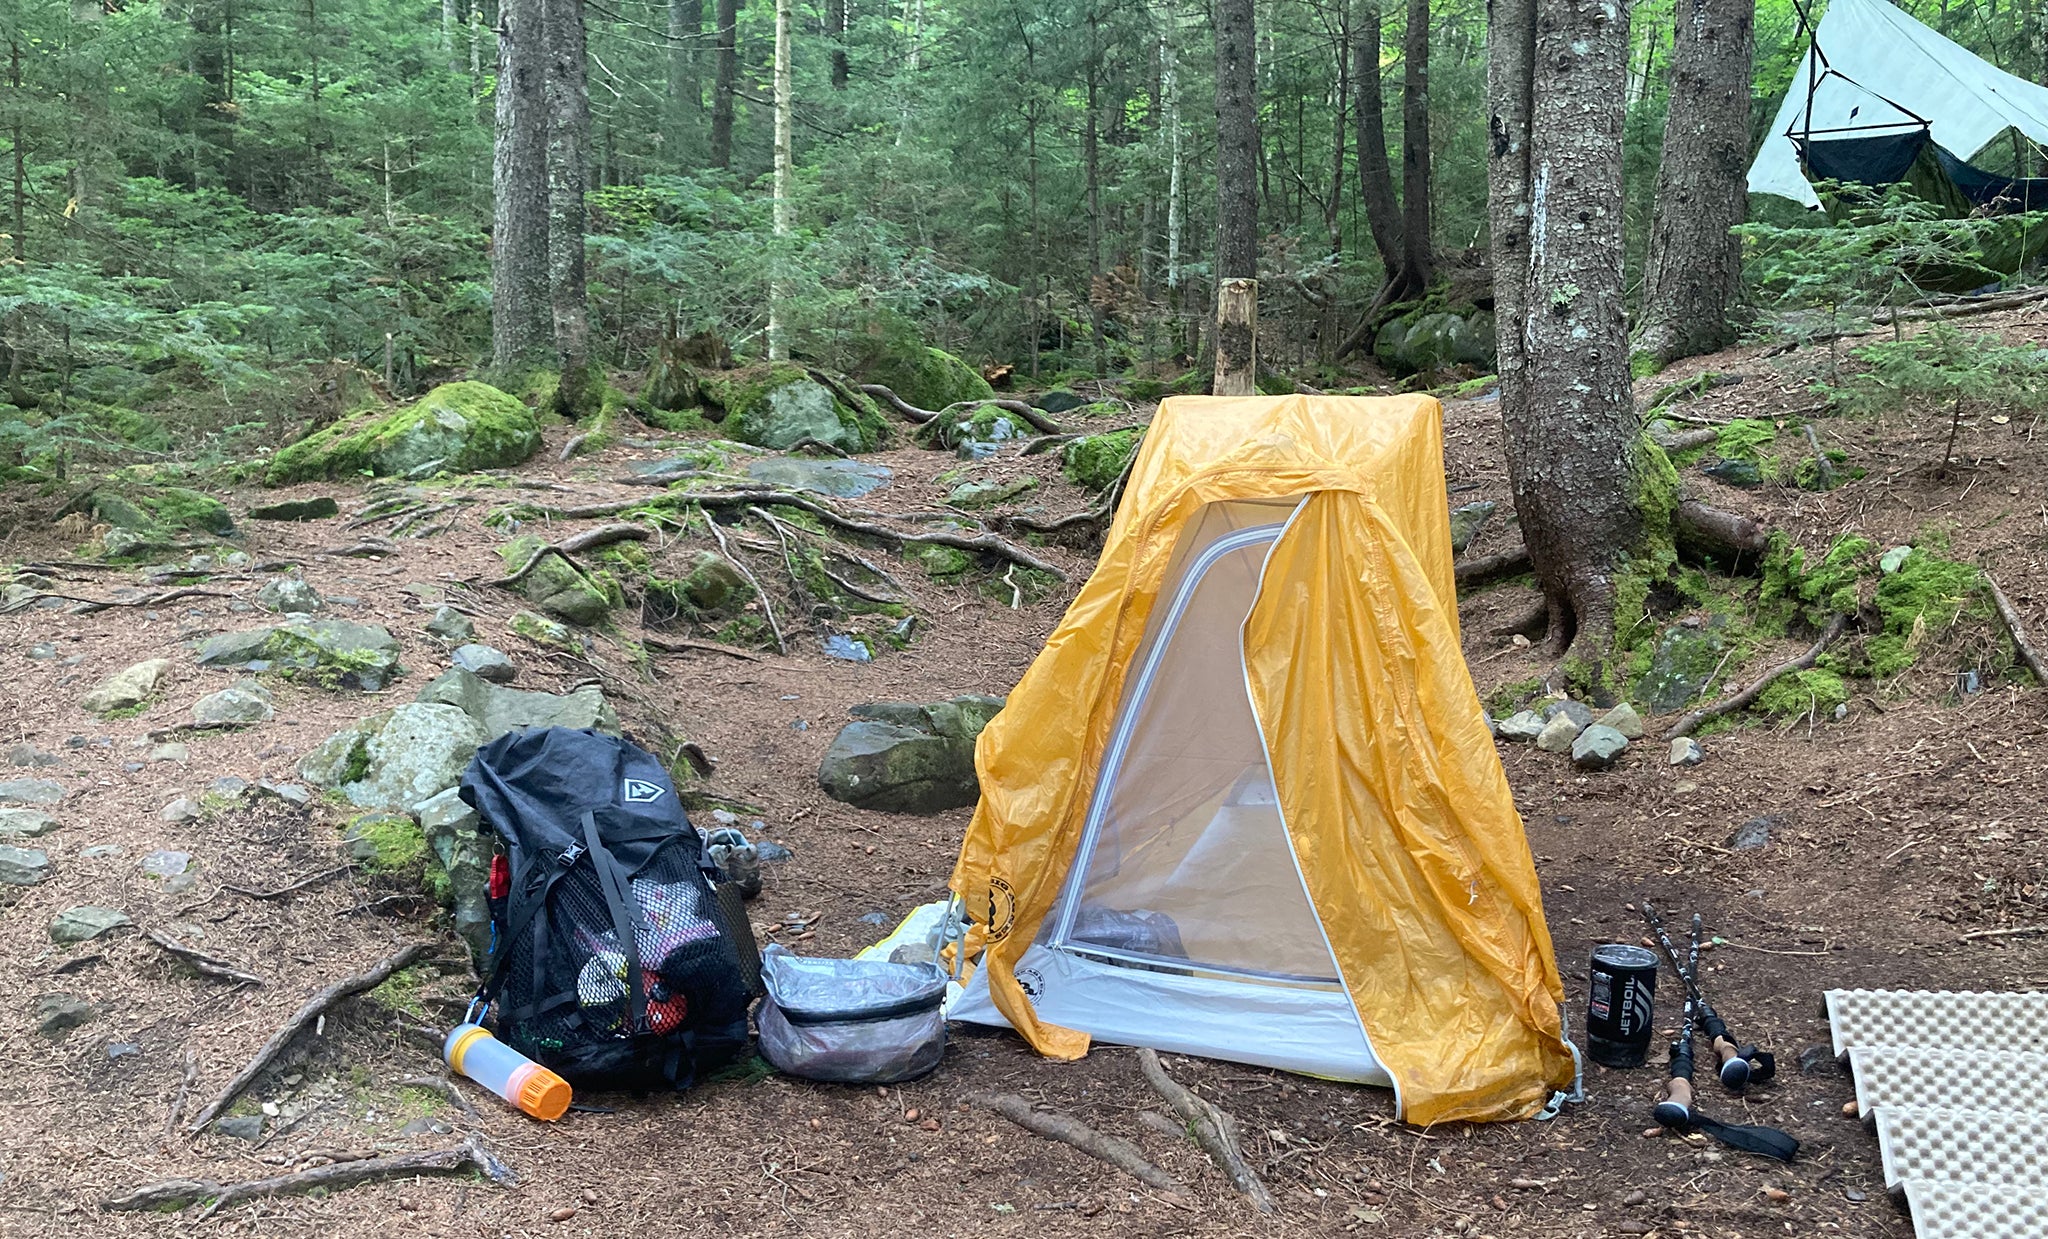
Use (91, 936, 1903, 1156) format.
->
(1455, 546, 1533, 587)
(704, 514, 787, 655)
(106, 1135, 514, 1218)
(186, 941, 434, 1135)
(1135, 1047, 1277, 1213)
(146, 930, 266, 986)
(221, 865, 351, 900)
(860, 382, 936, 424)
(397, 1073, 481, 1119)
(1651, 426, 1721, 452)
(485, 522, 651, 588)
(165, 1049, 198, 1141)
(1, 587, 234, 616)
(784, 435, 852, 459)
(998, 448, 1138, 538)
(859, 382, 1068, 434)
(1667, 613, 1851, 738)
(987, 398, 1066, 434)
(1674, 500, 1769, 562)
(641, 634, 762, 661)
(1987, 574, 2048, 686)
(558, 432, 591, 461)
(965, 1091, 1185, 1198)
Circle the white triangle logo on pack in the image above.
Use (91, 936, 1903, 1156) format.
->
(622, 779, 666, 804)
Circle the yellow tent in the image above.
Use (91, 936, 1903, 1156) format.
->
(946, 393, 1576, 1125)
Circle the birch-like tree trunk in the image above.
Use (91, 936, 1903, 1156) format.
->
(768, 0, 793, 360)
(1161, 3, 1183, 294)
(442, 0, 463, 70)
(492, 0, 553, 374)
(545, 0, 593, 407)
(1636, 0, 1753, 368)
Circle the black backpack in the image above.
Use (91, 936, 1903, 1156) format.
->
(459, 727, 753, 1091)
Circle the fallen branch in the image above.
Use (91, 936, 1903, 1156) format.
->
(1455, 546, 1533, 587)
(784, 435, 852, 459)
(0, 587, 235, 616)
(1674, 499, 1770, 559)
(315, 539, 395, 558)
(641, 633, 762, 661)
(106, 1135, 514, 1218)
(1652, 426, 1721, 452)
(1136, 1048, 1277, 1214)
(1667, 613, 1851, 739)
(858, 383, 1067, 434)
(165, 1049, 198, 1141)
(988, 398, 1067, 435)
(486, 522, 651, 588)
(1986, 574, 2048, 686)
(146, 930, 265, 986)
(558, 432, 591, 462)
(965, 1092, 1184, 1198)
(1960, 924, 2048, 942)
(221, 865, 350, 900)
(186, 941, 434, 1134)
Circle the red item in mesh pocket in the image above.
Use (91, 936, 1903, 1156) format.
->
(488, 853, 511, 899)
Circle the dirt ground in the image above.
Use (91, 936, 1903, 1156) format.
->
(3, 318, 2046, 1238)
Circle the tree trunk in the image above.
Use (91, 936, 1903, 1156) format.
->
(1635, 0, 1754, 369)
(1085, 2, 1108, 377)
(827, 0, 848, 87)
(1352, 0, 1404, 280)
(1398, 0, 1433, 292)
(711, 0, 741, 169)
(492, 0, 553, 374)
(768, 0, 792, 360)
(544, 0, 592, 406)
(443, 0, 464, 70)
(1162, 5, 1184, 295)
(668, 0, 702, 152)
(1214, 0, 1259, 364)
(1491, 0, 1642, 661)
(9, 40, 23, 264)
(1214, 277, 1258, 395)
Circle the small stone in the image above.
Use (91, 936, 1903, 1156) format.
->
(0, 808, 60, 838)
(401, 1117, 453, 1136)
(106, 1041, 141, 1060)
(210, 777, 252, 799)
(1761, 1186, 1790, 1204)
(1669, 737, 1704, 766)
(859, 911, 890, 925)
(509, 610, 577, 650)
(80, 658, 173, 716)
(256, 576, 324, 614)
(248, 497, 340, 522)
(1594, 702, 1644, 740)
(121, 761, 145, 773)
(214, 1115, 264, 1142)
(257, 781, 313, 807)
(49, 905, 133, 943)
(426, 605, 476, 642)
(142, 849, 192, 878)
(755, 839, 794, 863)
(1833, 702, 1849, 720)
(1535, 713, 1585, 753)
(1571, 725, 1629, 770)
(1703, 457, 1764, 488)
(822, 634, 873, 662)
(150, 742, 190, 764)
(1799, 1044, 1838, 1075)
(1879, 545, 1912, 574)
(0, 845, 52, 885)
(549, 1207, 578, 1223)
(1729, 814, 1780, 851)
(261, 1101, 281, 1117)
(80, 844, 124, 859)
(451, 643, 517, 684)
(161, 796, 203, 823)
(1957, 669, 1983, 695)
(6, 743, 60, 767)
(192, 683, 276, 726)
(27, 642, 57, 659)
(36, 993, 95, 1036)
(1541, 699, 1594, 728)
(1845, 1188, 1869, 1203)
(1621, 1189, 1647, 1207)
(1448, 501, 1497, 555)
(1496, 710, 1546, 742)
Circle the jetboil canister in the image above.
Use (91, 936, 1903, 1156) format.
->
(1585, 943, 1659, 1067)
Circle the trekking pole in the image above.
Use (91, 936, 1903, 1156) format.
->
(1651, 923, 1699, 1128)
(1641, 900, 1774, 1090)
(1646, 916, 1799, 1163)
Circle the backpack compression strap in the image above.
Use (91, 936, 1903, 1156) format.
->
(580, 809, 650, 1032)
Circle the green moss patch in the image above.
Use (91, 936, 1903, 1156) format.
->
(1061, 429, 1144, 491)
(498, 535, 616, 625)
(1755, 668, 1851, 717)
(701, 365, 886, 453)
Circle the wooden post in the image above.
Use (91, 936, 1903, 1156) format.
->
(1213, 277, 1258, 396)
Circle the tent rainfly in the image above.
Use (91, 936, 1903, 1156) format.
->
(1750, 0, 2048, 210)
(946, 395, 1578, 1126)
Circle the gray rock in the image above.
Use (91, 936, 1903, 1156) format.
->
(298, 702, 487, 812)
(0, 845, 51, 885)
(142, 849, 192, 878)
(247, 497, 340, 521)
(161, 797, 203, 822)
(80, 658, 173, 716)
(822, 634, 873, 662)
(1637, 621, 1727, 713)
(946, 477, 1038, 509)
(0, 808, 60, 838)
(1798, 1044, 1838, 1076)
(1669, 737, 1705, 766)
(415, 667, 617, 740)
(27, 642, 56, 659)
(734, 377, 869, 452)
(209, 777, 251, 799)
(508, 610, 577, 650)
(1703, 457, 1764, 488)
(214, 1115, 265, 1142)
(0, 779, 64, 805)
(450, 644, 517, 684)
(1496, 710, 1547, 742)
(497, 534, 612, 625)
(256, 576, 324, 614)
(425, 605, 475, 642)
(36, 993, 94, 1037)
(1595, 702, 1645, 740)
(196, 618, 402, 690)
(6, 743, 60, 767)
(1570, 725, 1629, 771)
(1729, 814, 1781, 851)
(192, 682, 276, 726)
(257, 781, 313, 807)
(1541, 699, 1595, 728)
(745, 456, 893, 498)
(1448, 501, 1497, 555)
(418, 787, 493, 970)
(107, 1042, 141, 1060)
(80, 844, 124, 859)
(1535, 713, 1586, 754)
(49, 905, 132, 943)
(150, 742, 190, 764)
(817, 695, 1006, 814)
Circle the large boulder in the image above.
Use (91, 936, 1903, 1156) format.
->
(415, 667, 619, 740)
(265, 382, 542, 484)
(418, 787, 494, 970)
(915, 403, 1029, 459)
(701, 365, 887, 453)
(860, 345, 995, 411)
(197, 618, 402, 691)
(1373, 309, 1496, 375)
(498, 535, 616, 626)
(298, 702, 487, 812)
(1062, 429, 1145, 491)
(818, 695, 1005, 814)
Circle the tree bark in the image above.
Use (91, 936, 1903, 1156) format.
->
(1398, 0, 1433, 292)
(1214, 0, 1258, 283)
(443, 0, 464, 70)
(1085, 2, 1108, 376)
(545, 0, 593, 407)
(1492, 0, 1640, 659)
(669, 0, 702, 152)
(1352, 2, 1404, 283)
(492, 0, 553, 374)
(826, 0, 848, 87)
(768, 0, 792, 360)
(711, 0, 741, 169)
(1214, 277, 1258, 395)
(1636, 0, 1753, 368)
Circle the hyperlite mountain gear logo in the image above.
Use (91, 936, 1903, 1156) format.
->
(622, 779, 666, 804)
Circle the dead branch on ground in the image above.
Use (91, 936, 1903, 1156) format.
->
(222, 865, 351, 900)
(641, 634, 762, 661)
(0, 587, 234, 616)
(704, 514, 787, 654)
(106, 1135, 514, 1218)
(1987, 574, 2048, 685)
(559, 432, 591, 462)
(165, 1049, 198, 1141)
(1136, 1047, 1277, 1213)
(146, 930, 266, 986)
(1761, 287, 2048, 357)
(1674, 500, 1769, 558)
(1667, 613, 1851, 739)
(859, 382, 1068, 434)
(485, 522, 651, 588)
(1652, 426, 1722, 452)
(965, 1092, 1185, 1199)
(185, 941, 434, 1135)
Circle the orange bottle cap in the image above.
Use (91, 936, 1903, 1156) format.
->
(509, 1063, 573, 1121)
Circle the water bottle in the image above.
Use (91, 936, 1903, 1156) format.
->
(443, 1023, 572, 1121)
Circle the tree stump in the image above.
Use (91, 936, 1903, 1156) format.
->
(1213, 277, 1259, 396)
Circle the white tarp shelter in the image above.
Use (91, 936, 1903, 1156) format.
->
(1749, 0, 2048, 208)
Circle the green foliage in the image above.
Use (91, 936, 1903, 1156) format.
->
(1754, 668, 1851, 718)
(1865, 549, 1985, 677)
(1760, 534, 1875, 631)
(1822, 324, 2048, 442)
(1486, 677, 1544, 719)
(1062, 429, 1144, 491)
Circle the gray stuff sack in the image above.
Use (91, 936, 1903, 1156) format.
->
(756, 944, 947, 1084)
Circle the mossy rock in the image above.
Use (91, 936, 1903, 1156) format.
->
(641, 347, 702, 414)
(914, 403, 1028, 454)
(343, 812, 429, 875)
(509, 609, 579, 650)
(498, 535, 616, 625)
(701, 364, 886, 453)
(645, 551, 753, 623)
(79, 485, 234, 537)
(1865, 548, 1984, 677)
(1755, 668, 1850, 717)
(266, 381, 542, 484)
(1373, 306, 1497, 375)
(861, 345, 995, 411)
(907, 542, 974, 580)
(1062, 429, 1144, 491)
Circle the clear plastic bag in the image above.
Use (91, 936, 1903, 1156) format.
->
(756, 944, 947, 1084)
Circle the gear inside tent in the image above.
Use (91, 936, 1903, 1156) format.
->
(1750, 0, 2048, 214)
(945, 394, 1578, 1127)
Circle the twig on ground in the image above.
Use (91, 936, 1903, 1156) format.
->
(1667, 614, 1851, 738)
(641, 634, 762, 661)
(165, 1049, 198, 1141)
(705, 514, 786, 655)
(965, 1092, 1185, 1199)
(1959, 924, 2048, 942)
(1986, 574, 2048, 685)
(222, 865, 351, 900)
(185, 941, 434, 1134)
(315, 539, 396, 558)
(1, 587, 235, 616)
(398, 1074, 482, 1119)
(1136, 1047, 1277, 1213)
(784, 435, 852, 459)
(1802, 424, 1838, 491)
(145, 930, 265, 986)
(106, 1135, 514, 1218)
